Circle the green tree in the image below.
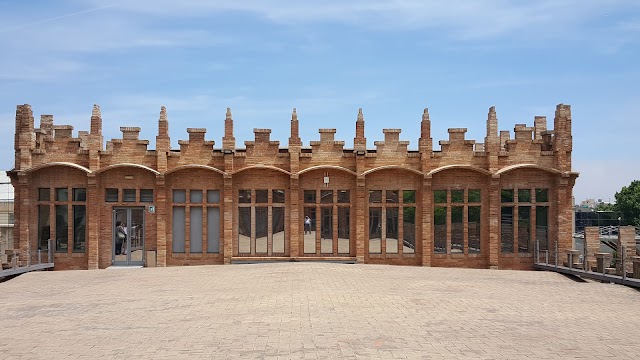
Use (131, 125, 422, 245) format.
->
(614, 180, 640, 226)
(595, 202, 615, 212)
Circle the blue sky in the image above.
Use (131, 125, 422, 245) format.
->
(1, 0, 639, 203)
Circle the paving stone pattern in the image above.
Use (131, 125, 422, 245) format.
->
(1, 264, 639, 359)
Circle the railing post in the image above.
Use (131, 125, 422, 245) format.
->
(545, 250, 549, 265)
(621, 245, 626, 280)
(48, 239, 53, 264)
(38, 249, 42, 264)
(555, 239, 558, 268)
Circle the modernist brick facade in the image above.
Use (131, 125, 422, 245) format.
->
(8, 104, 578, 270)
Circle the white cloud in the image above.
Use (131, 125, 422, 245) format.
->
(81, 0, 640, 40)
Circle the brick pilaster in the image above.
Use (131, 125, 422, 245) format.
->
(18, 173, 30, 265)
(556, 177, 572, 262)
(422, 176, 432, 266)
(155, 174, 167, 267)
(488, 176, 500, 268)
(223, 175, 233, 264)
(355, 176, 366, 263)
(87, 174, 99, 269)
(289, 175, 300, 257)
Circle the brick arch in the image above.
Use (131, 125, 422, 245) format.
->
(495, 164, 561, 176)
(164, 164, 227, 176)
(361, 165, 423, 177)
(26, 162, 91, 174)
(426, 165, 491, 177)
(94, 163, 160, 175)
(232, 165, 291, 176)
(297, 165, 357, 177)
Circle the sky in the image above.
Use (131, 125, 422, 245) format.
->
(0, 0, 639, 203)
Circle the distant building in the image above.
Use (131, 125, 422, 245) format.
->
(0, 172, 15, 263)
(8, 103, 577, 270)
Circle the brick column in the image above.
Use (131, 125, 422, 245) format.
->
(17, 173, 30, 265)
(556, 178, 573, 261)
(155, 175, 167, 267)
(631, 256, 640, 279)
(618, 226, 636, 276)
(584, 226, 600, 272)
(223, 175, 233, 264)
(421, 176, 432, 266)
(289, 175, 300, 258)
(355, 176, 366, 263)
(488, 176, 500, 269)
(87, 174, 99, 269)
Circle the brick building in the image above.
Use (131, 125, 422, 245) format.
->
(8, 104, 578, 270)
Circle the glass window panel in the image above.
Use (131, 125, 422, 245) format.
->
(518, 206, 531, 253)
(434, 207, 447, 254)
(38, 188, 50, 202)
(123, 189, 136, 202)
(190, 190, 203, 203)
(238, 190, 251, 204)
(386, 190, 399, 204)
(320, 190, 333, 204)
(468, 189, 481, 203)
(73, 205, 86, 252)
(272, 207, 285, 253)
(518, 189, 531, 203)
(304, 190, 316, 203)
(403, 207, 415, 254)
(337, 190, 350, 203)
(320, 207, 333, 253)
(173, 189, 186, 203)
(536, 206, 549, 251)
(468, 206, 481, 254)
(434, 190, 447, 204)
(105, 188, 118, 202)
(190, 207, 203, 253)
(55, 205, 68, 252)
(140, 189, 154, 203)
(501, 206, 514, 253)
(501, 189, 514, 203)
(72, 188, 86, 202)
(403, 190, 416, 204)
(536, 188, 549, 202)
(386, 208, 399, 254)
(172, 207, 185, 253)
(338, 207, 350, 254)
(255, 207, 268, 253)
(207, 207, 220, 253)
(207, 190, 220, 204)
(38, 205, 50, 250)
(451, 190, 464, 203)
(238, 207, 251, 253)
(256, 190, 268, 204)
(55, 188, 68, 202)
(369, 208, 382, 254)
(451, 206, 463, 253)
(272, 189, 285, 203)
(303, 207, 316, 254)
(369, 190, 382, 204)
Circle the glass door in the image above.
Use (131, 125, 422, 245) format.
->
(113, 207, 145, 266)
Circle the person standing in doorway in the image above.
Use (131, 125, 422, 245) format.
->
(304, 216, 312, 234)
(115, 221, 126, 255)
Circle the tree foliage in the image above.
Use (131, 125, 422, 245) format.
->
(614, 180, 640, 226)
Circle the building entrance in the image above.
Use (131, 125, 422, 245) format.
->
(112, 208, 145, 266)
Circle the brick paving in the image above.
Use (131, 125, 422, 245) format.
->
(1, 264, 639, 359)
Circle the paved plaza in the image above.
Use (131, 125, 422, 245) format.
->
(1, 263, 639, 359)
